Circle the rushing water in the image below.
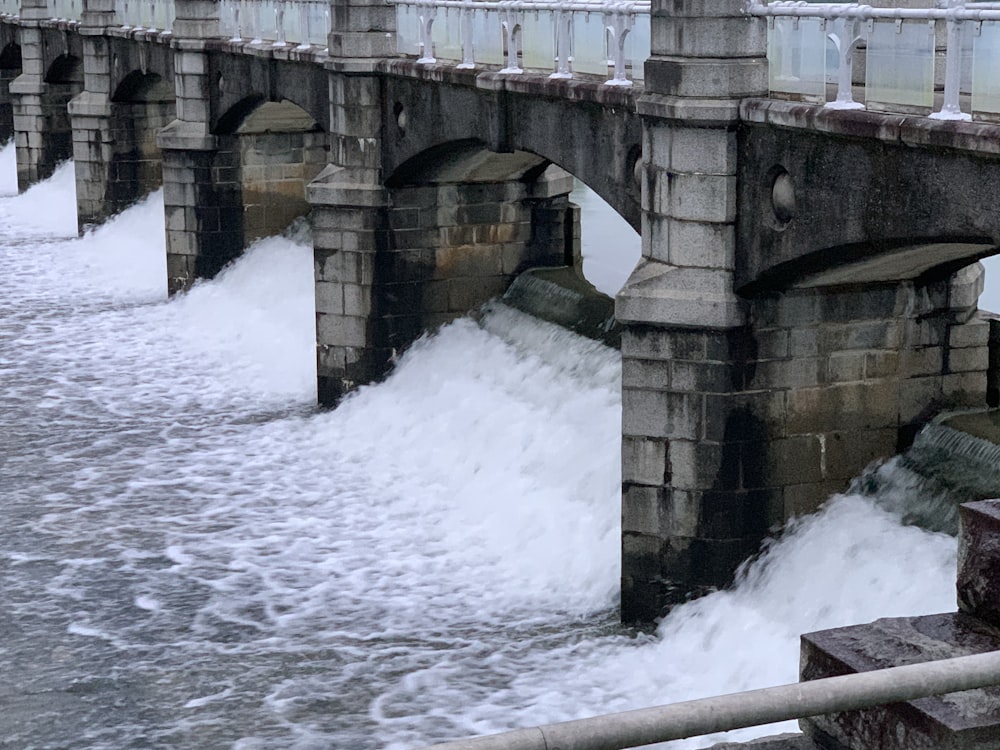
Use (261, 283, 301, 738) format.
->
(0, 149, 973, 749)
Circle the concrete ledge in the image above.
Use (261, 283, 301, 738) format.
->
(800, 612, 1000, 750)
(740, 99, 1000, 157)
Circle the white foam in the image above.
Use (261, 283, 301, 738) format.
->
(0, 162, 970, 750)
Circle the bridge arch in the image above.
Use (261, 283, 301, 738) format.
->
(379, 139, 582, 351)
(197, 97, 328, 274)
(380, 74, 641, 232)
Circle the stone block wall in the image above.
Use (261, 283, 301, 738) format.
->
(105, 100, 174, 212)
(163, 144, 243, 292)
(746, 271, 990, 519)
(378, 180, 570, 350)
(240, 130, 327, 244)
(622, 264, 993, 621)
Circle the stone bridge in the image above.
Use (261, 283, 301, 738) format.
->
(4, 0, 1000, 621)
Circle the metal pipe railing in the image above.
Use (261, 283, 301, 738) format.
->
(417, 649, 1000, 750)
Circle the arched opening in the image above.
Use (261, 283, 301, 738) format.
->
(105, 71, 177, 212)
(382, 141, 638, 350)
(18, 53, 84, 189)
(201, 98, 328, 271)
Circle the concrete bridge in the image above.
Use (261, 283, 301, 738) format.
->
(3, 0, 1000, 622)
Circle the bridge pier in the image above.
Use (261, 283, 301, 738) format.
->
(70, 0, 174, 231)
(10, 0, 82, 192)
(618, 0, 769, 621)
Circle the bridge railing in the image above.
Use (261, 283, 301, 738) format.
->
(0, 0, 18, 17)
(749, 0, 1000, 122)
(219, 0, 330, 49)
(390, 0, 650, 86)
(47, 0, 81, 22)
(115, 0, 175, 32)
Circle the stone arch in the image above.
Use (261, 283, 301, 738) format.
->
(44, 54, 82, 85)
(211, 57, 329, 135)
(379, 138, 626, 351)
(211, 97, 329, 262)
(99, 70, 177, 213)
(380, 76, 641, 232)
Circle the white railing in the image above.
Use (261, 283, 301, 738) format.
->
(749, 0, 1000, 121)
(47, 0, 81, 22)
(115, 0, 175, 32)
(391, 0, 650, 86)
(219, 0, 330, 49)
(0, 0, 19, 17)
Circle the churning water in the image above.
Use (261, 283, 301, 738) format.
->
(0, 147, 966, 749)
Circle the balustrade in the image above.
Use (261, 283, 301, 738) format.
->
(391, 0, 650, 86)
(219, 0, 330, 49)
(47, 0, 81, 22)
(115, 0, 174, 32)
(750, 0, 1000, 122)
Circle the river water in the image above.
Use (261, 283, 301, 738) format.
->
(0, 147, 982, 749)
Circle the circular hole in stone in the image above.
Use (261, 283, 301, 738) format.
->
(771, 170, 795, 224)
(393, 102, 406, 137)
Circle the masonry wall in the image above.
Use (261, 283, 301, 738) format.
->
(105, 100, 174, 211)
(239, 130, 327, 243)
(376, 180, 570, 349)
(622, 264, 992, 621)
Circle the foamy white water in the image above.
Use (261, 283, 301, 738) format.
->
(0, 146, 974, 749)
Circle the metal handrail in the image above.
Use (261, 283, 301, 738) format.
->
(417, 649, 1000, 750)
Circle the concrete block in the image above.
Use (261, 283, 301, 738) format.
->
(864, 351, 900, 380)
(948, 346, 989, 374)
(622, 436, 670, 487)
(751, 358, 822, 390)
(670, 359, 732, 393)
(800, 613, 1000, 750)
(621, 327, 707, 362)
(668, 126, 737, 176)
(623, 485, 667, 535)
(768, 436, 824, 486)
(622, 357, 671, 390)
(622, 387, 702, 441)
(901, 346, 946, 377)
(898, 375, 943, 424)
(669, 439, 738, 492)
(957, 500, 1000, 627)
(666, 173, 737, 224)
(826, 351, 866, 383)
(665, 218, 736, 270)
(821, 429, 897, 482)
(315, 280, 345, 315)
(786, 381, 899, 435)
(950, 319, 992, 349)
(316, 313, 368, 348)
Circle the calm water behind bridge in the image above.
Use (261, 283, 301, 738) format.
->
(0, 149, 970, 749)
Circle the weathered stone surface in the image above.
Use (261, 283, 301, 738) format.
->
(708, 734, 819, 750)
(800, 613, 1000, 750)
(958, 500, 1000, 628)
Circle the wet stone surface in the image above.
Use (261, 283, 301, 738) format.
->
(800, 613, 1000, 750)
